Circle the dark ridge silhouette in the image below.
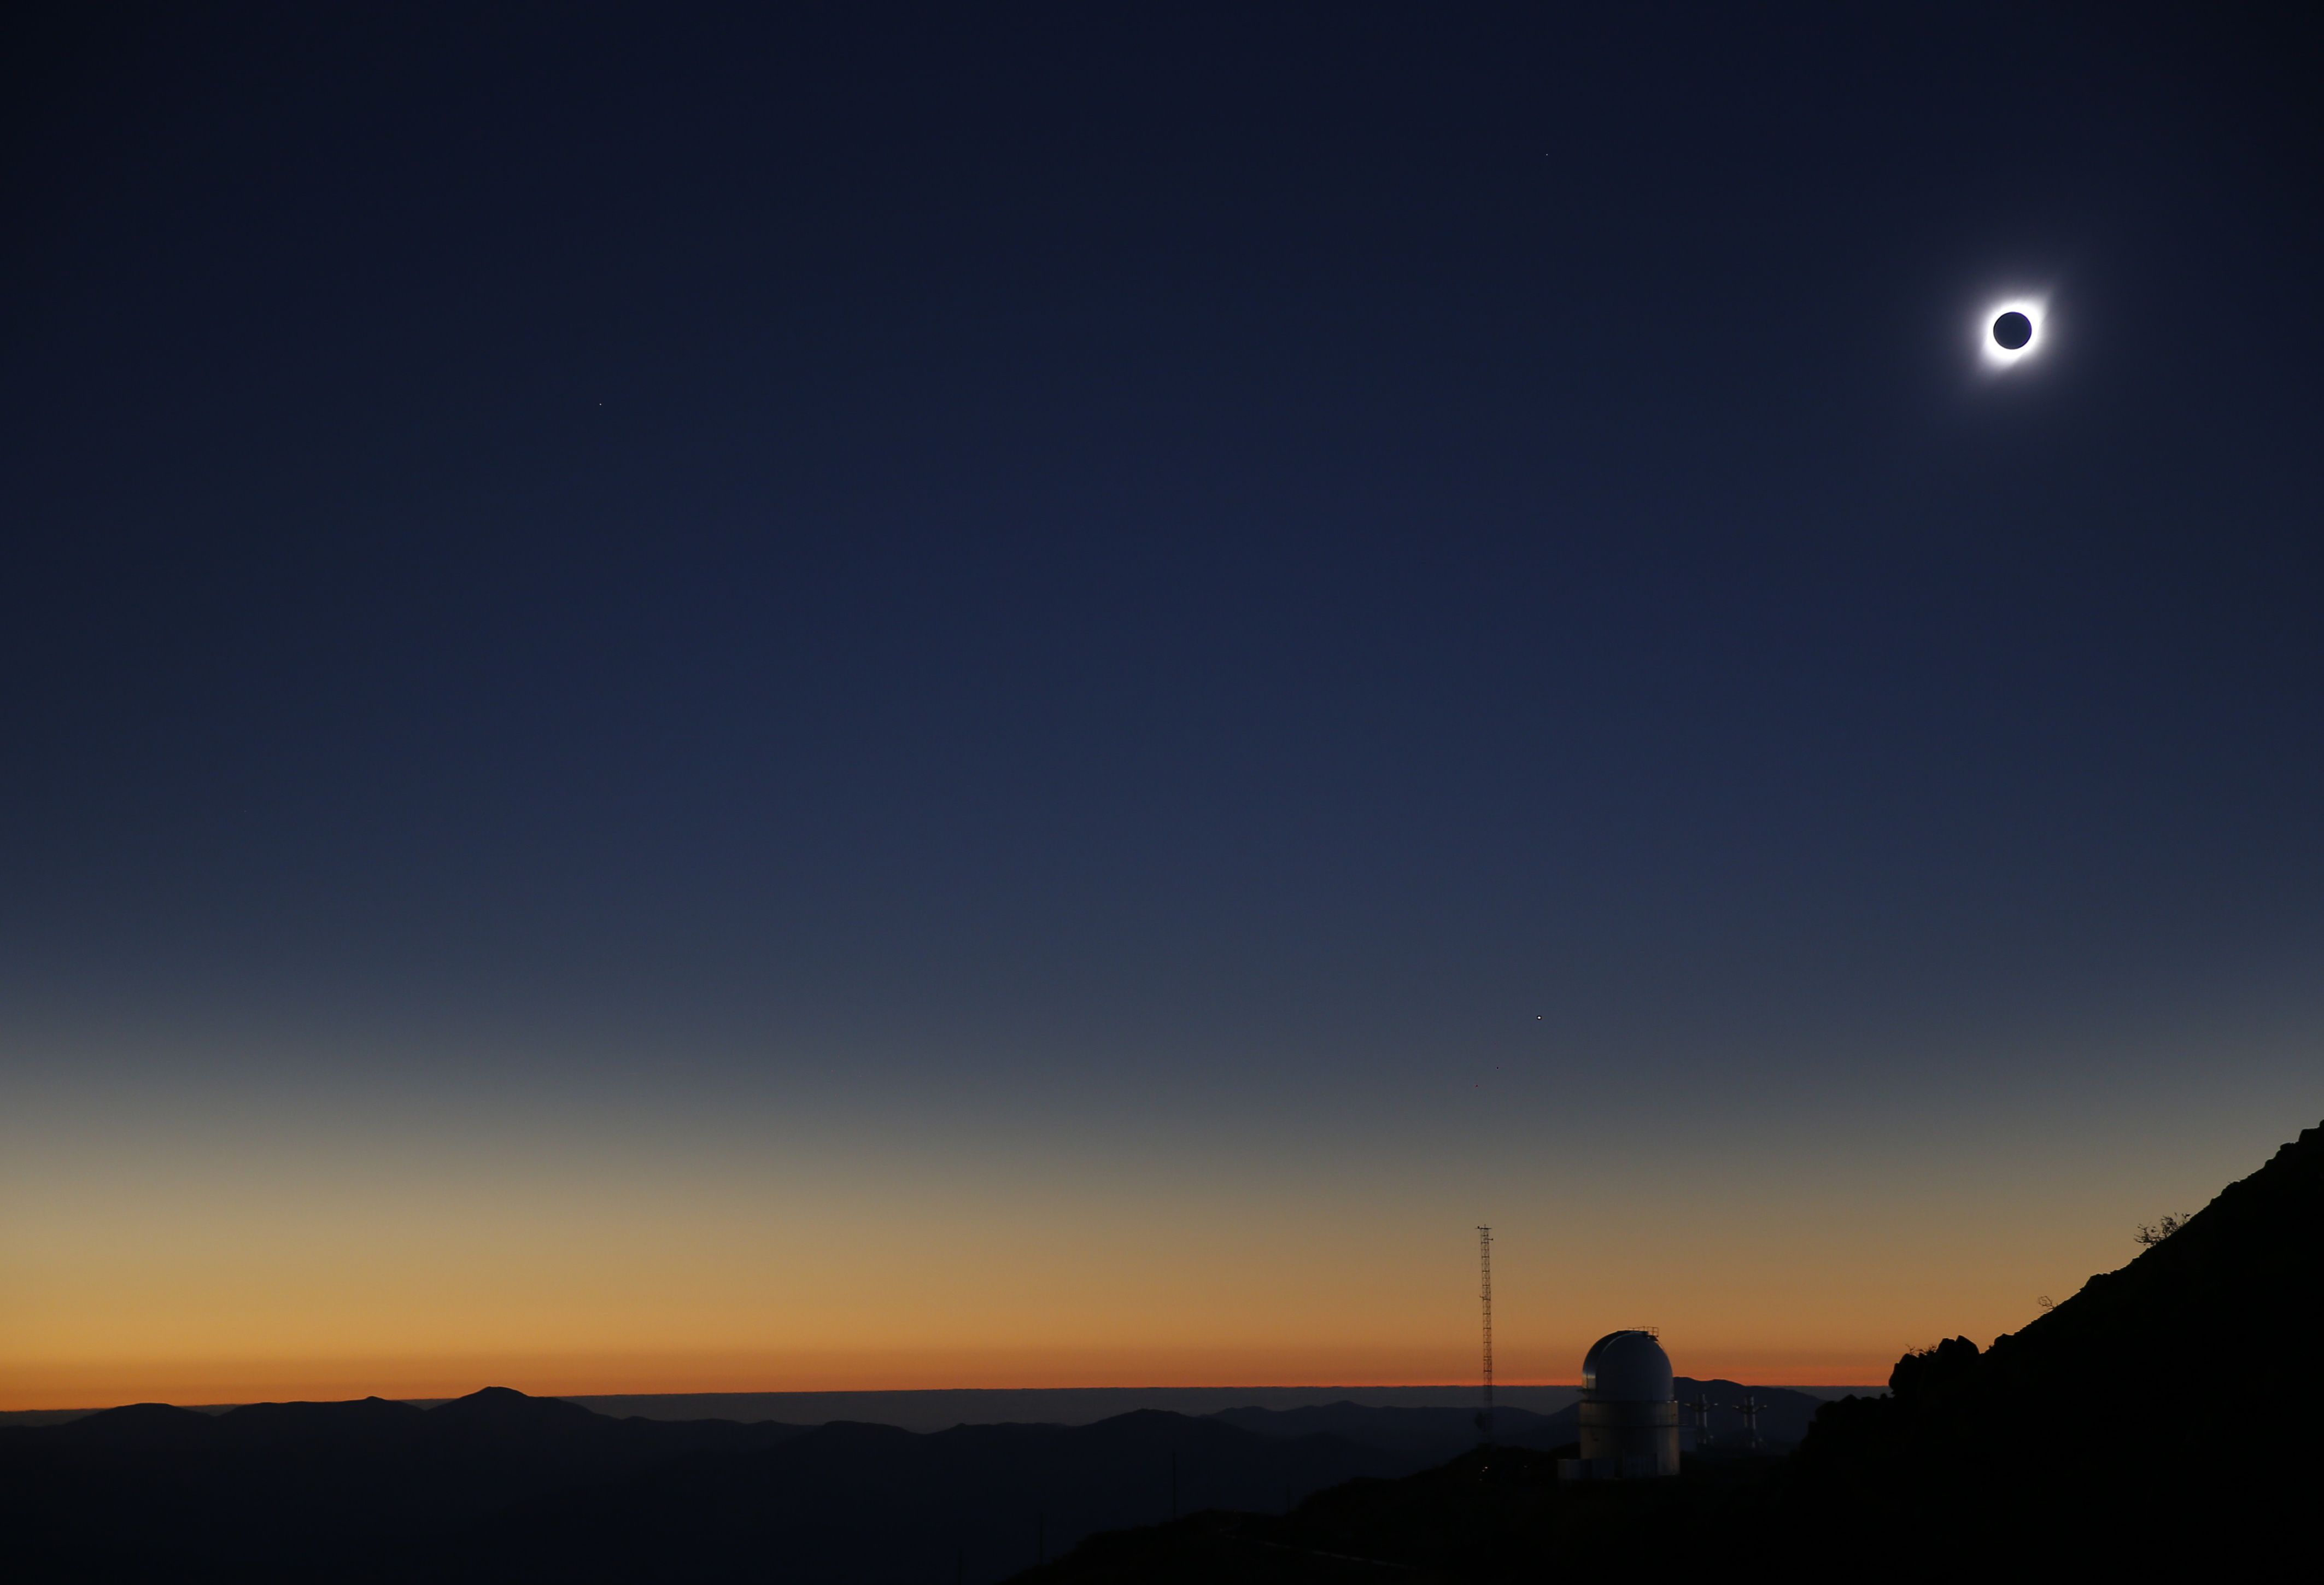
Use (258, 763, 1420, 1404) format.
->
(1014, 1441, 1789, 1583)
(1790, 1119, 2324, 1571)
(0, 1384, 1602, 1434)
(440, 1409, 1416, 1583)
(537, 1384, 1588, 1432)
(9, 1121, 2316, 1583)
(0, 1386, 810, 1582)
(0, 1390, 1412, 1583)
(1028, 1119, 2324, 1581)
(46, 1399, 240, 1450)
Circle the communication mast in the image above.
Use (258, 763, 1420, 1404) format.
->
(1733, 1393, 1765, 1452)
(1475, 1226, 1495, 1439)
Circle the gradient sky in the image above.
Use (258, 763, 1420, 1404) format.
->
(4, 3, 2322, 1410)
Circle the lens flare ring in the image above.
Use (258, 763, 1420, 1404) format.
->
(1980, 298, 2046, 367)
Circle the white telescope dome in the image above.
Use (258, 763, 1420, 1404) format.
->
(1582, 1330, 1673, 1403)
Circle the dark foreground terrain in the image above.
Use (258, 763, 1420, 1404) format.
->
(1017, 1443, 1789, 1583)
(1033, 1119, 2324, 1581)
(0, 1390, 1421, 1583)
(8, 1119, 2319, 1583)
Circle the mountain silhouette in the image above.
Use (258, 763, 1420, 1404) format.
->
(1025, 1118, 2324, 1581)
(10, 1120, 2316, 1582)
(442, 1407, 1418, 1583)
(2, 1387, 809, 1582)
(0, 1389, 1415, 1583)
(1791, 1118, 2324, 1571)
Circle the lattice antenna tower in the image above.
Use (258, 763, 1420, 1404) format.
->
(1475, 1225, 1495, 1439)
(1683, 1391, 1712, 1442)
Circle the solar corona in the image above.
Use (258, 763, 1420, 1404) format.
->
(1982, 297, 2046, 366)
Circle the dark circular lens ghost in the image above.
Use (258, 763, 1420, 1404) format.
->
(1992, 311, 2033, 350)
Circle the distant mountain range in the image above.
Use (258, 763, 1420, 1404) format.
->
(0, 1373, 1823, 1582)
(0, 1382, 1886, 1435)
(548, 1383, 1590, 1432)
(1215, 1378, 1826, 1460)
(0, 1385, 1426, 1582)
(24, 1104, 2315, 1585)
(0, 1384, 1570, 1434)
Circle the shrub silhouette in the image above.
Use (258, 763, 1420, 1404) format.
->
(2132, 1213, 2192, 1247)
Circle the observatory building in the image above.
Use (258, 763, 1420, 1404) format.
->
(1558, 1329, 1681, 1480)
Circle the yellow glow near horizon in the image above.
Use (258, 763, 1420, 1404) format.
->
(4, 1348, 1909, 1413)
(0, 1118, 2155, 1409)
(8, 1021, 2308, 1414)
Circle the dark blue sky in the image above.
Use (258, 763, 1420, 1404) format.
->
(4, 4, 2321, 1398)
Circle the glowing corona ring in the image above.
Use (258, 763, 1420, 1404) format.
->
(1980, 298, 2045, 368)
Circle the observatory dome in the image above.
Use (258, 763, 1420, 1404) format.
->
(1582, 1330, 1673, 1403)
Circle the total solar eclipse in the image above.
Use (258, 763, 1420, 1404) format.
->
(1980, 297, 2045, 366)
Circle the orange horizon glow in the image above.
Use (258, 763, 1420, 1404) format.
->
(10, 1038, 2293, 1420)
(1, 1355, 1901, 1414)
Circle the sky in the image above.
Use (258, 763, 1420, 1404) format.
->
(4, 2, 2321, 1410)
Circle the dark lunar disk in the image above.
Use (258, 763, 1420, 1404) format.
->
(1993, 311, 2033, 350)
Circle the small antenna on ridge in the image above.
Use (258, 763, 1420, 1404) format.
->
(1475, 1225, 1494, 1440)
